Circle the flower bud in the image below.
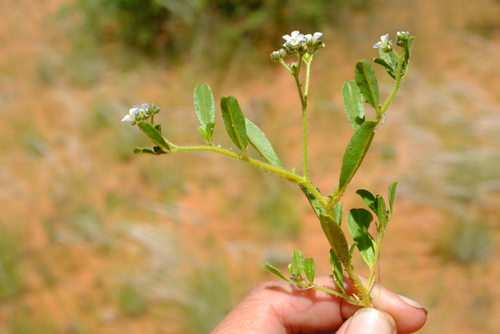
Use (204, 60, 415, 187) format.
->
(396, 31, 411, 47)
(315, 41, 326, 51)
(147, 103, 160, 116)
(278, 48, 287, 59)
(122, 103, 156, 125)
(270, 51, 282, 62)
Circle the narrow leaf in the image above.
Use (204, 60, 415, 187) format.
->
(356, 189, 376, 212)
(329, 248, 345, 292)
(194, 83, 215, 142)
(347, 209, 375, 267)
(137, 121, 170, 150)
(373, 58, 396, 79)
(319, 214, 351, 267)
(388, 181, 398, 214)
(379, 49, 398, 70)
(333, 202, 343, 226)
(339, 120, 377, 191)
(154, 123, 162, 134)
(262, 264, 290, 282)
(220, 96, 248, 151)
(291, 250, 304, 272)
(355, 59, 379, 109)
(375, 195, 388, 227)
(245, 118, 284, 168)
(341, 80, 365, 130)
(403, 37, 415, 70)
(303, 257, 315, 284)
(348, 243, 357, 257)
(134, 147, 159, 155)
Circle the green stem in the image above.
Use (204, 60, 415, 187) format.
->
(292, 56, 310, 181)
(292, 281, 362, 304)
(304, 55, 313, 101)
(342, 263, 372, 307)
(366, 227, 386, 292)
(380, 52, 405, 115)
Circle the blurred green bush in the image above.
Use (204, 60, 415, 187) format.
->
(61, 0, 372, 62)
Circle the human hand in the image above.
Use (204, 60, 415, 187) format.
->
(211, 275, 427, 334)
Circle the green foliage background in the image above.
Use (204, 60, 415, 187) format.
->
(62, 0, 371, 62)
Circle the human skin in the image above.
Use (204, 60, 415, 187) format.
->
(211, 275, 427, 334)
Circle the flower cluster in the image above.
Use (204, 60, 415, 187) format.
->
(373, 31, 411, 52)
(396, 31, 411, 47)
(270, 30, 325, 62)
(122, 103, 160, 125)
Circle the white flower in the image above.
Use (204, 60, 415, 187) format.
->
(122, 107, 138, 122)
(122, 103, 148, 124)
(305, 32, 322, 42)
(121, 114, 134, 122)
(283, 30, 305, 47)
(373, 34, 390, 48)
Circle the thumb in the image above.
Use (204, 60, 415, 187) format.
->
(337, 308, 396, 334)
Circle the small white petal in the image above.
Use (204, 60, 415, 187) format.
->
(122, 115, 133, 122)
(313, 32, 322, 39)
(381, 34, 389, 42)
(129, 106, 139, 117)
(373, 42, 382, 48)
(291, 30, 300, 38)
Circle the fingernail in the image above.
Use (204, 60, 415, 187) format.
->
(397, 294, 427, 313)
(343, 308, 396, 334)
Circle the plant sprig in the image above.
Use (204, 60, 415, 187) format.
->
(124, 31, 415, 308)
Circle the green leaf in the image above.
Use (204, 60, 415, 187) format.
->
(133, 147, 159, 155)
(245, 118, 284, 168)
(388, 181, 398, 214)
(379, 48, 398, 70)
(262, 264, 290, 282)
(356, 189, 376, 212)
(339, 120, 377, 191)
(346, 208, 375, 267)
(194, 83, 215, 142)
(220, 96, 248, 151)
(373, 58, 396, 79)
(403, 37, 415, 70)
(355, 59, 379, 109)
(154, 123, 162, 134)
(348, 243, 357, 257)
(341, 80, 365, 131)
(375, 195, 388, 227)
(319, 214, 351, 268)
(291, 250, 304, 272)
(333, 202, 343, 226)
(137, 121, 170, 151)
(329, 248, 345, 292)
(303, 257, 315, 284)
